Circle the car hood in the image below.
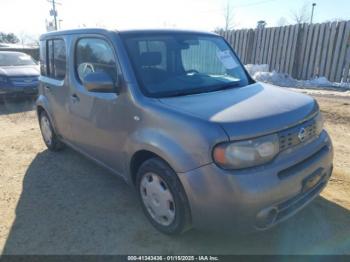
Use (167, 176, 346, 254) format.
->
(159, 83, 318, 140)
(0, 65, 40, 77)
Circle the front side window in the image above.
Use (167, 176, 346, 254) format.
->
(121, 33, 251, 98)
(47, 39, 66, 80)
(75, 38, 118, 86)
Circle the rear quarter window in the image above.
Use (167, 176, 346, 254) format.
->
(44, 38, 67, 80)
(52, 39, 66, 79)
(39, 40, 47, 76)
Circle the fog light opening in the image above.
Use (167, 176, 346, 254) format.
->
(256, 207, 278, 229)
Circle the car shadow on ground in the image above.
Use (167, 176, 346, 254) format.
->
(0, 98, 36, 116)
(3, 148, 350, 254)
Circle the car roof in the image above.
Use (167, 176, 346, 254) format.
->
(40, 28, 111, 40)
(117, 28, 219, 36)
(40, 28, 219, 40)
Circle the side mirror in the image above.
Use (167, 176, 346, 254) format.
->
(82, 71, 116, 93)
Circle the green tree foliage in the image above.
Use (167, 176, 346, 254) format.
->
(0, 32, 20, 44)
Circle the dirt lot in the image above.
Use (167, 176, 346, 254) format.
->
(0, 92, 349, 255)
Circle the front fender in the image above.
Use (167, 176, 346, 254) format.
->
(126, 127, 205, 177)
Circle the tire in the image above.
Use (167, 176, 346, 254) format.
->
(136, 157, 192, 235)
(39, 111, 64, 151)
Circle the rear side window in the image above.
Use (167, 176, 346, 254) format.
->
(46, 39, 66, 80)
(39, 40, 47, 75)
(75, 38, 118, 84)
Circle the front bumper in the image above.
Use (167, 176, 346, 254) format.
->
(178, 131, 333, 232)
(0, 86, 38, 100)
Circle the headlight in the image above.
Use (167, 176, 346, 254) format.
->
(213, 134, 280, 169)
(0, 75, 8, 83)
(314, 112, 324, 135)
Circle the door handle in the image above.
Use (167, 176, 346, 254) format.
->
(71, 94, 80, 103)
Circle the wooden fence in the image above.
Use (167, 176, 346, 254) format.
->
(218, 21, 350, 82)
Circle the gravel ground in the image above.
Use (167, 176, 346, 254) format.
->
(0, 92, 349, 255)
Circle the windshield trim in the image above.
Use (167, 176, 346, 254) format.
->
(153, 80, 243, 98)
(120, 33, 254, 98)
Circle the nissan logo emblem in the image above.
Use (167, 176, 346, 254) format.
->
(298, 127, 306, 142)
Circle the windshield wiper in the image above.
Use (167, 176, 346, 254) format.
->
(160, 81, 242, 98)
(212, 81, 241, 92)
(162, 90, 201, 97)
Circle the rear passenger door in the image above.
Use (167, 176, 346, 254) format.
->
(68, 36, 126, 175)
(40, 38, 72, 140)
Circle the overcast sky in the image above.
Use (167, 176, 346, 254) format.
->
(1, 0, 350, 39)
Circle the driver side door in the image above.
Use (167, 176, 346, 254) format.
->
(68, 35, 126, 175)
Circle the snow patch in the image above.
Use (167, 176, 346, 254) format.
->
(245, 64, 269, 77)
(245, 64, 350, 91)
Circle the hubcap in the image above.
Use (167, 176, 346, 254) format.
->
(140, 173, 176, 226)
(40, 116, 52, 145)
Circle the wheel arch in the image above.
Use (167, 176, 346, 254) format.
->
(35, 95, 58, 133)
(125, 128, 206, 185)
(129, 150, 162, 186)
(130, 148, 193, 234)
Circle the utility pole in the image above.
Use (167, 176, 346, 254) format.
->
(310, 3, 316, 24)
(52, 0, 57, 30)
(47, 0, 61, 30)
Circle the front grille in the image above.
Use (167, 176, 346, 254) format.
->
(278, 145, 329, 179)
(278, 118, 317, 151)
(9, 76, 39, 87)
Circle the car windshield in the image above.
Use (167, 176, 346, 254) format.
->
(122, 33, 252, 98)
(0, 52, 36, 66)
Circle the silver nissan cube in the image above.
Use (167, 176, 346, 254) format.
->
(37, 28, 333, 235)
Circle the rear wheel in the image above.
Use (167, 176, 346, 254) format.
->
(136, 157, 191, 235)
(39, 111, 64, 151)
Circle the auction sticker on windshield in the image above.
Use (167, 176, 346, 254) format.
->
(217, 50, 238, 69)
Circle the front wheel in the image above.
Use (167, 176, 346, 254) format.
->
(136, 157, 192, 235)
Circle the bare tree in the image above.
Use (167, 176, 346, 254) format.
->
(95, 21, 107, 28)
(18, 32, 39, 47)
(223, 0, 235, 31)
(291, 2, 311, 24)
